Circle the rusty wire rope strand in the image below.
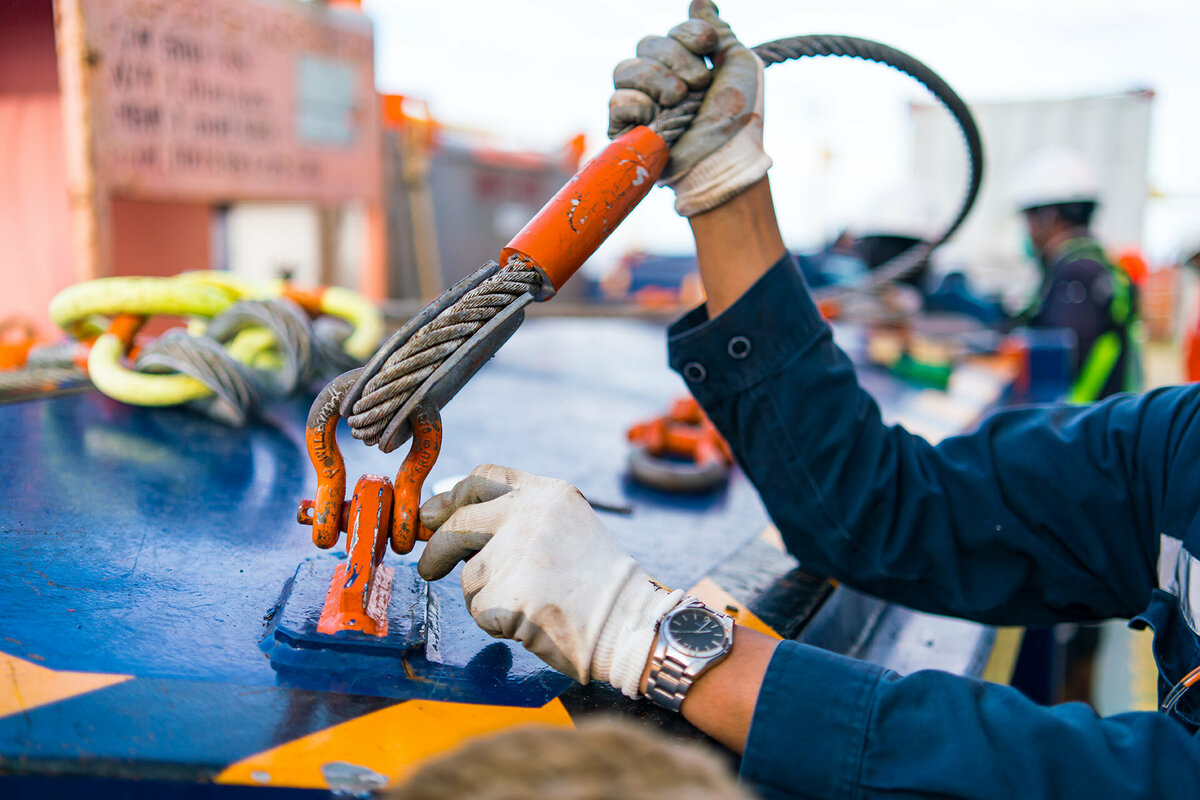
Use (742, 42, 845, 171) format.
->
(0, 366, 88, 398)
(346, 263, 542, 445)
(342, 35, 983, 448)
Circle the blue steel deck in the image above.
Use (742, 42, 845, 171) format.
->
(0, 317, 1001, 795)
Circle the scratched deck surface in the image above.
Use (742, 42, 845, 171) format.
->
(0, 316, 991, 794)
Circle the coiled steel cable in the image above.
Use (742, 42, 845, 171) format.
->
(343, 34, 984, 448)
(132, 298, 362, 425)
(0, 366, 88, 398)
(205, 299, 315, 396)
(135, 330, 263, 426)
(311, 317, 363, 376)
(24, 342, 79, 369)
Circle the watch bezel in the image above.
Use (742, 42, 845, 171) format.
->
(661, 605, 731, 658)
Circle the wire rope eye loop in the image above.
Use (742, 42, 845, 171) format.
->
(390, 400, 442, 555)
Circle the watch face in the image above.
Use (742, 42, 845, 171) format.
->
(665, 607, 728, 657)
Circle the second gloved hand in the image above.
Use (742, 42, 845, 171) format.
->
(418, 465, 684, 698)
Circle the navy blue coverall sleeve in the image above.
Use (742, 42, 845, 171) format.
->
(667, 255, 1200, 799)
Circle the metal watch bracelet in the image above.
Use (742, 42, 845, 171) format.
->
(645, 650, 701, 712)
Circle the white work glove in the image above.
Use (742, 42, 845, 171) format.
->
(608, 0, 771, 217)
(418, 465, 685, 698)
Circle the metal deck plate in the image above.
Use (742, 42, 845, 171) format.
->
(0, 316, 1007, 794)
(0, 319, 775, 792)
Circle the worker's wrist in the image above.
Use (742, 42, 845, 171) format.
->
(685, 177, 786, 317)
(638, 630, 659, 696)
(673, 135, 773, 218)
(593, 572, 684, 698)
(639, 624, 778, 718)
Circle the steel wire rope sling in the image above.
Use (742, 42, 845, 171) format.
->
(300, 34, 985, 597)
(333, 34, 984, 450)
(300, 35, 984, 571)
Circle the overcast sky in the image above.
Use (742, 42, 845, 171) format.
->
(361, 0, 1200, 270)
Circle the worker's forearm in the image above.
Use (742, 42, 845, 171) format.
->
(688, 177, 787, 318)
(639, 625, 780, 753)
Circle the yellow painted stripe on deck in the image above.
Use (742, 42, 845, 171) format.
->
(216, 697, 573, 790)
(689, 577, 782, 641)
(980, 627, 1024, 685)
(0, 652, 131, 719)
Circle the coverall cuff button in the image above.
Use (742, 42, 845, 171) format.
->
(728, 336, 752, 359)
(683, 362, 707, 383)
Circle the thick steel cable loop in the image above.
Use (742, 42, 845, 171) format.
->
(346, 262, 541, 446)
(24, 342, 79, 369)
(757, 36, 982, 294)
(134, 330, 261, 424)
(0, 366, 87, 398)
(205, 298, 314, 396)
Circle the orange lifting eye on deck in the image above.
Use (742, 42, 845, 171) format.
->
(297, 373, 442, 636)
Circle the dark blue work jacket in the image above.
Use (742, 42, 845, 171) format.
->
(667, 254, 1200, 799)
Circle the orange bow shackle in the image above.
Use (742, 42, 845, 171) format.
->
(297, 373, 441, 555)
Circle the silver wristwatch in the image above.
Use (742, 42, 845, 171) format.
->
(644, 598, 734, 712)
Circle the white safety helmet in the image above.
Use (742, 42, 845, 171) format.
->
(852, 182, 939, 242)
(1011, 146, 1102, 211)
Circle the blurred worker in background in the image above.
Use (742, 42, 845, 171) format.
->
(1012, 146, 1141, 402)
(416, 3, 1200, 798)
(1010, 147, 1139, 704)
(853, 183, 1005, 323)
(797, 185, 932, 292)
(798, 229, 863, 288)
